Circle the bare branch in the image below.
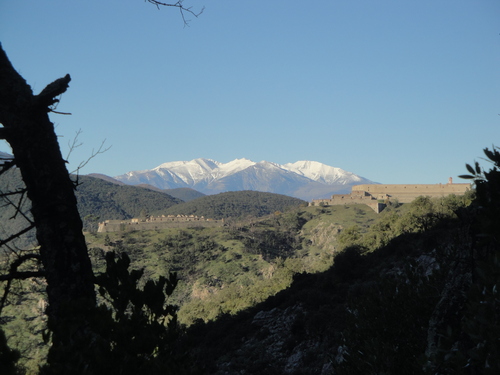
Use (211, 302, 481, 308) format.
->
(0, 253, 43, 316)
(0, 189, 26, 198)
(0, 186, 33, 224)
(48, 91, 72, 115)
(0, 270, 44, 282)
(66, 129, 84, 162)
(71, 139, 111, 178)
(146, 0, 204, 26)
(0, 224, 36, 248)
(64, 129, 111, 181)
(50, 109, 72, 115)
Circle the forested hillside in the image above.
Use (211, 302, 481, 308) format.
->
(84, 203, 377, 325)
(158, 187, 205, 202)
(88, 173, 206, 202)
(77, 176, 306, 225)
(162, 190, 307, 219)
(75, 175, 183, 224)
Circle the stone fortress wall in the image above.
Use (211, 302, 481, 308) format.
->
(310, 178, 471, 213)
(98, 214, 224, 233)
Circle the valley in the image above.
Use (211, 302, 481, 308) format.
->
(84, 204, 379, 326)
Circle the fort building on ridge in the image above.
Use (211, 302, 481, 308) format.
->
(309, 178, 471, 213)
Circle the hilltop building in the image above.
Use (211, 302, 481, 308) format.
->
(310, 178, 471, 213)
(97, 214, 223, 233)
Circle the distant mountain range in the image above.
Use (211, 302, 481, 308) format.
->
(113, 158, 377, 201)
(0, 152, 377, 200)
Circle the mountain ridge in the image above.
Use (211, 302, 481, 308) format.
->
(114, 158, 377, 201)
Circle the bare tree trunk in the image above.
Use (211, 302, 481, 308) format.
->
(0, 44, 96, 372)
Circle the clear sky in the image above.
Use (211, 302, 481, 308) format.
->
(1, 0, 499, 184)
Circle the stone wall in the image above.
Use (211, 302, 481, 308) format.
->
(310, 182, 471, 212)
(352, 183, 470, 203)
(98, 214, 224, 233)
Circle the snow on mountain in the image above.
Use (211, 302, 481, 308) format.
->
(204, 161, 316, 197)
(114, 158, 377, 201)
(214, 158, 256, 178)
(153, 158, 220, 185)
(282, 160, 365, 185)
(148, 158, 257, 186)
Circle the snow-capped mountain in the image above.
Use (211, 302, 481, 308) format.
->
(114, 158, 377, 201)
(282, 160, 367, 185)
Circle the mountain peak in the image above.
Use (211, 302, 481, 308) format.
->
(282, 160, 358, 185)
(115, 158, 376, 200)
(155, 158, 219, 171)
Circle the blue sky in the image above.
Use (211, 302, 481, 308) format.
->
(1, 0, 499, 184)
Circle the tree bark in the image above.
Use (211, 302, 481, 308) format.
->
(0, 44, 96, 371)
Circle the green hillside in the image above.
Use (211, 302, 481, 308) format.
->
(74, 175, 183, 228)
(83, 203, 378, 324)
(87, 173, 206, 202)
(138, 185, 206, 202)
(162, 187, 205, 202)
(163, 190, 307, 219)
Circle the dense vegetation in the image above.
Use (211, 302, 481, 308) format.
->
(162, 190, 307, 220)
(138, 186, 206, 202)
(75, 175, 183, 228)
(85, 203, 376, 325)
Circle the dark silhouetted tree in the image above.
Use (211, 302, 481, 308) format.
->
(0, 1, 203, 372)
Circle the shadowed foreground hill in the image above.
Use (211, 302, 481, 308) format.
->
(177, 144, 500, 374)
(180, 191, 493, 374)
(162, 190, 307, 219)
